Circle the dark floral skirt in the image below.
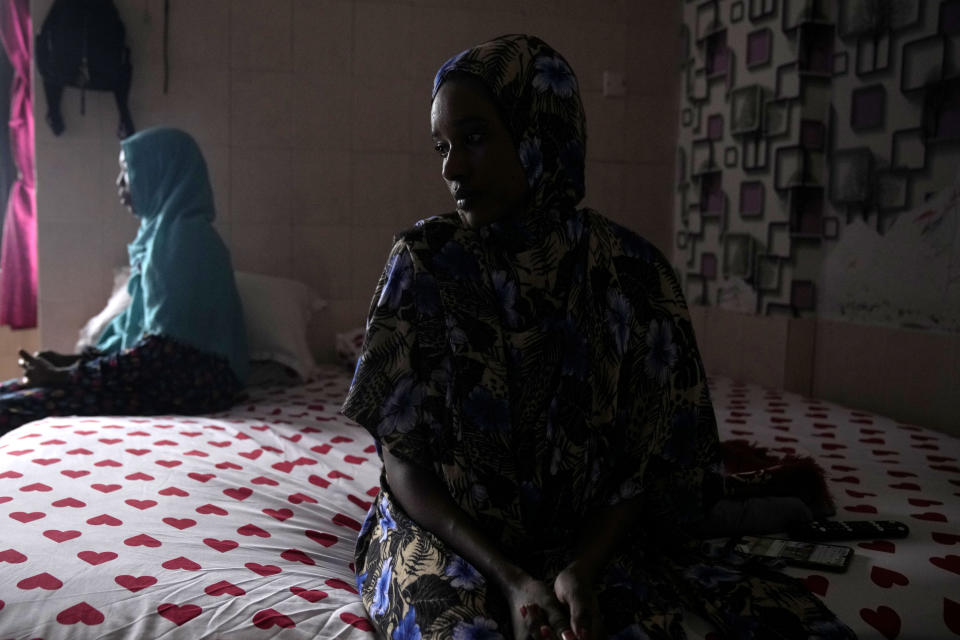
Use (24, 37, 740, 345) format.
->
(355, 485, 858, 640)
(0, 334, 242, 435)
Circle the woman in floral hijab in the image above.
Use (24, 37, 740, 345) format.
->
(343, 35, 854, 640)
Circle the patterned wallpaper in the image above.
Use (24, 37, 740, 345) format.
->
(674, 0, 960, 332)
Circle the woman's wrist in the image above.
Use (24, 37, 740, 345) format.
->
(493, 562, 532, 595)
(563, 556, 600, 586)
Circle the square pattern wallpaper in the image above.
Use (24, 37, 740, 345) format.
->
(675, 0, 960, 332)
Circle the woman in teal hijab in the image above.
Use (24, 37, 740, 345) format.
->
(0, 127, 247, 434)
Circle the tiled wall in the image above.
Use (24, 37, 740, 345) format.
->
(689, 305, 959, 435)
(31, 0, 682, 360)
(0, 327, 39, 380)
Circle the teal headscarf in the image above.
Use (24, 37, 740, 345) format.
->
(96, 127, 249, 384)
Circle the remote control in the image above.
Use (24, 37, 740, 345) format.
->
(789, 519, 910, 542)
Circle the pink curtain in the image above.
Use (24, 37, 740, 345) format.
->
(0, 0, 34, 328)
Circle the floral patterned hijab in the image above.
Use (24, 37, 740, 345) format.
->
(433, 35, 587, 237)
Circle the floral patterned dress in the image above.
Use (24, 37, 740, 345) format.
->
(342, 35, 855, 640)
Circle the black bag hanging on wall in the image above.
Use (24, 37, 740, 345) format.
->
(35, 0, 135, 138)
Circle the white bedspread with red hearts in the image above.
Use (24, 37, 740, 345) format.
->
(703, 376, 960, 640)
(0, 366, 378, 639)
(1, 369, 958, 639)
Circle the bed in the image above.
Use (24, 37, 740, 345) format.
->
(1, 364, 957, 639)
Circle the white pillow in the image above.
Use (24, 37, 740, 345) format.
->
(77, 268, 325, 383)
(336, 326, 366, 371)
(234, 271, 326, 381)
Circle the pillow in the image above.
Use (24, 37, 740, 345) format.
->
(234, 271, 326, 381)
(77, 268, 325, 383)
(336, 326, 367, 371)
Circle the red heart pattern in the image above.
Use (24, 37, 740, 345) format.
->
(157, 603, 202, 626)
(77, 551, 117, 565)
(253, 608, 296, 629)
(124, 499, 157, 510)
(124, 533, 161, 548)
(858, 540, 895, 553)
(205, 580, 246, 597)
(860, 606, 901, 639)
(90, 482, 123, 493)
(162, 556, 201, 571)
(17, 572, 63, 590)
(932, 532, 960, 545)
(237, 523, 270, 538)
(115, 575, 157, 592)
(306, 530, 339, 547)
(946, 598, 960, 635)
(340, 612, 374, 631)
(43, 529, 81, 543)
(1, 370, 956, 639)
(803, 574, 829, 596)
(194, 504, 227, 516)
(203, 538, 239, 553)
(290, 586, 329, 602)
(870, 566, 909, 588)
(930, 554, 960, 576)
(0, 548, 27, 563)
(163, 517, 197, 529)
(281, 548, 315, 565)
(263, 507, 294, 521)
(245, 562, 282, 577)
(56, 601, 105, 626)
(10, 511, 45, 523)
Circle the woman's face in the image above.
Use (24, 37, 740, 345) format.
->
(116, 149, 133, 212)
(431, 76, 528, 228)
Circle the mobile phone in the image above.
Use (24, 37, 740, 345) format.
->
(734, 535, 854, 572)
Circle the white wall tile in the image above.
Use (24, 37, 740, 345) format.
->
(228, 222, 294, 278)
(35, 141, 102, 223)
(626, 93, 679, 165)
(352, 77, 413, 153)
(230, 148, 293, 225)
(291, 224, 353, 300)
(37, 221, 104, 304)
(292, 149, 353, 225)
(230, 72, 294, 148)
(167, 0, 230, 68)
(349, 226, 396, 295)
(351, 152, 414, 228)
(293, 76, 353, 152)
(620, 161, 675, 253)
(583, 161, 624, 219)
(292, 0, 353, 80)
(127, 64, 231, 147)
(352, 2, 413, 79)
(582, 91, 628, 163)
(230, 0, 293, 71)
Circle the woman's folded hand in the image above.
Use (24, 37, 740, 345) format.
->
(553, 561, 601, 640)
(507, 575, 570, 640)
(17, 350, 75, 388)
